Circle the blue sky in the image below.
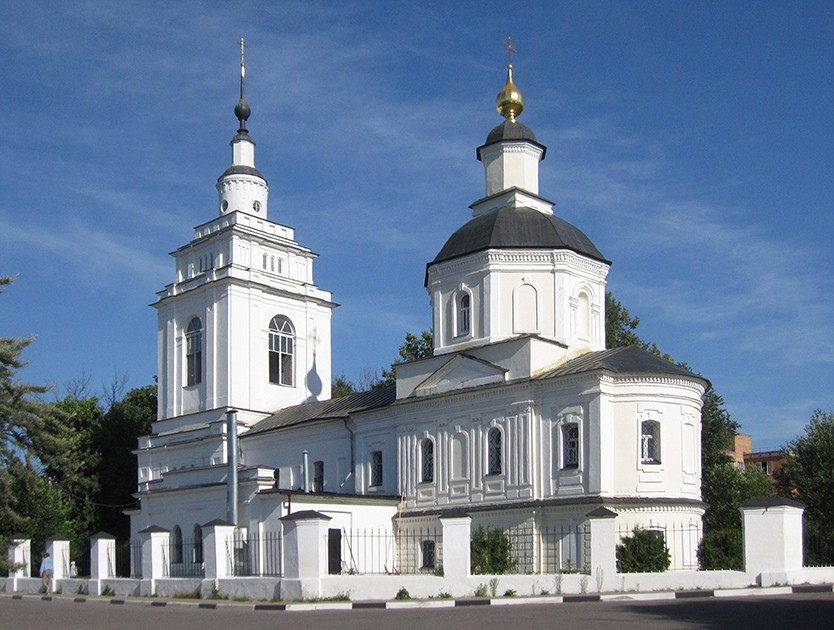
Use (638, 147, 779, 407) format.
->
(1, 1, 832, 449)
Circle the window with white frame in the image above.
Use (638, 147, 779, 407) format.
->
(268, 316, 294, 385)
(487, 427, 502, 475)
(370, 450, 383, 486)
(641, 420, 661, 464)
(313, 460, 324, 492)
(185, 317, 203, 386)
(421, 438, 434, 483)
(456, 292, 471, 336)
(562, 423, 579, 469)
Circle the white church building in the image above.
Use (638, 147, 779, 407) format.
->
(129, 53, 708, 573)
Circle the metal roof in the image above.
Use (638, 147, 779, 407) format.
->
(431, 206, 609, 267)
(244, 385, 396, 436)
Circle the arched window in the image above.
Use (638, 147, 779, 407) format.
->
(641, 420, 661, 464)
(487, 428, 502, 475)
(193, 524, 203, 564)
(456, 292, 471, 336)
(185, 317, 203, 386)
(421, 438, 434, 483)
(269, 316, 294, 385)
(172, 525, 183, 564)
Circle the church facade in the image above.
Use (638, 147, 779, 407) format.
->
(130, 55, 708, 572)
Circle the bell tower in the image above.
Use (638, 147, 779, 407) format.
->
(153, 40, 336, 429)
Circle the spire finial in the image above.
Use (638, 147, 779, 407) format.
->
(503, 35, 517, 65)
(496, 35, 524, 122)
(234, 37, 251, 132)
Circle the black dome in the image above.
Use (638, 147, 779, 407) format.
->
(478, 120, 547, 160)
(431, 206, 609, 267)
(486, 120, 539, 144)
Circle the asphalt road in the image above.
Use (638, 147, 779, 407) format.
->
(2, 593, 833, 629)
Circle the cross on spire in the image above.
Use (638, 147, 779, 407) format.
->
(503, 35, 517, 66)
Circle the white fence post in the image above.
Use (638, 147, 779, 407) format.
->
(45, 537, 70, 594)
(90, 532, 116, 594)
(439, 515, 471, 579)
(138, 526, 170, 595)
(741, 497, 805, 584)
(8, 536, 30, 592)
(202, 519, 236, 581)
(280, 510, 332, 600)
(586, 507, 617, 591)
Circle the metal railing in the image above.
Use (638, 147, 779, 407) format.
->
(114, 540, 142, 578)
(338, 528, 443, 575)
(226, 530, 282, 577)
(471, 524, 590, 574)
(166, 536, 205, 577)
(616, 522, 702, 572)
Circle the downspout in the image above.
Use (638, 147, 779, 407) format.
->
(226, 409, 238, 525)
(340, 418, 356, 490)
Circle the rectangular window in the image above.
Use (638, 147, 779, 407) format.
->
(370, 450, 383, 486)
(562, 423, 579, 468)
(313, 460, 324, 492)
(421, 540, 436, 569)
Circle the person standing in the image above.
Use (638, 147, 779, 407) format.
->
(39, 552, 53, 595)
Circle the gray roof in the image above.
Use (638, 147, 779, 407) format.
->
(244, 348, 703, 438)
(217, 164, 267, 182)
(536, 345, 707, 383)
(479, 120, 545, 158)
(245, 385, 396, 436)
(430, 206, 609, 268)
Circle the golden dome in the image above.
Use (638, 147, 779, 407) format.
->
(496, 64, 524, 121)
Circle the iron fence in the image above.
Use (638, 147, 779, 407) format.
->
(226, 530, 282, 577)
(114, 540, 142, 578)
(471, 524, 590, 574)
(804, 527, 834, 567)
(337, 527, 443, 575)
(616, 522, 702, 571)
(166, 536, 205, 577)
(71, 539, 91, 578)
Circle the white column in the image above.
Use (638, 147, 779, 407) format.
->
(280, 510, 331, 600)
(741, 497, 805, 583)
(586, 507, 617, 591)
(202, 520, 236, 580)
(439, 516, 472, 579)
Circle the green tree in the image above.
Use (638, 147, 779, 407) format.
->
(0, 275, 73, 571)
(95, 384, 157, 538)
(331, 373, 357, 398)
(374, 330, 434, 388)
(776, 410, 834, 565)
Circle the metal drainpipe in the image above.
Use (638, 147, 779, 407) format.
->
(226, 409, 238, 525)
(303, 450, 310, 492)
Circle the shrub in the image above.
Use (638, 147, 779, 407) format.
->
(100, 585, 115, 597)
(503, 589, 516, 597)
(395, 587, 410, 600)
(615, 529, 670, 573)
(473, 583, 489, 597)
(470, 526, 514, 574)
(697, 528, 743, 570)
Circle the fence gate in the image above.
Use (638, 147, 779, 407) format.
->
(328, 528, 342, 574)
